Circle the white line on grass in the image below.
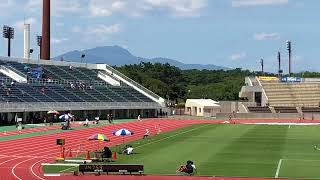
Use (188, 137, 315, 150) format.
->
(283, 159, 320, 162)
(275, 159, 283, 178)
(59, 166, 77, 173)
(135, 124, 211, 149)
(289, 125, 291, 129)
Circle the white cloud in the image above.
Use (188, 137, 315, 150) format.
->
(0, 0, 14, 8)
(141, 0, 208, 17)
(88, 0, 207, 18)
(71, 26, 82, 33)
(14, 17, 38, 30)
(254, 32, 280, 41)
(89, 0, 127, 17)
(89, 24, 122, 34)
(51, 37, 69, 44)
(26, 0, 83, 17)
(230, 52, 247, 60)
(232, 0, 288, 7)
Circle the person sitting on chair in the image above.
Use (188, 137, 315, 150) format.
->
(176, 160, 195, 175)
(122, 145, 134, 155)
(102, 147, 112, 161)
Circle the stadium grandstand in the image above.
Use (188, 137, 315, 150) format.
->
(239, 76, 320, 115)
(0, 56, 165, 125)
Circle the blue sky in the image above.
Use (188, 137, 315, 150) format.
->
(0, 0, 317, 72)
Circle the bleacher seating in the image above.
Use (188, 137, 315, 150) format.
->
(274, 107, 298, 113)
(0, 59, 154, 105)
(4, 60, 106, 85)
(247, 106, 271, 113)
(301, 107, 320, 113)
(260, 80, 320, 107)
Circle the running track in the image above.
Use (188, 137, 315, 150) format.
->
(0, 119, 312, 180)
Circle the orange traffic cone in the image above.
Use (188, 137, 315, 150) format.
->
(86, 150, 91, 160)
(113, 151, 117, 161)
(68, 149, 73, 158)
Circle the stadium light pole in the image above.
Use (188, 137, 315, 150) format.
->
(287, 41, 292, 76)
(37, 35, 42, 59)
(3, 25, 14, 57)
(81, 54, 85, 64)
(260, 59, 264, 75)
(278, 52, 283, 78)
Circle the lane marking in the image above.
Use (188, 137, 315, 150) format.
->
(275, 159, 283, 178)
(31, 158, 47, 180)
(43, 174, 60, 177)
(12, 157, 36, 180)
(41, 163, 80, 166)
(0, 157, 20, 166)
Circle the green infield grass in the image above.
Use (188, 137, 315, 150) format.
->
(44, 124, 320, 179)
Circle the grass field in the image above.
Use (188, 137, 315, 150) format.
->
(44, 124, 320, 179)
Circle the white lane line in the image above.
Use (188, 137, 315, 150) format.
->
(275, 159, 283, 178)
(43, 174, 60, 177)
(31, 158, 47, 180)
(0, 157, 20, 166)
(289, 125, 291, 129)
(136, 124, 211, 149)
(12, 157, 36, 180)
(41, 163, 80, 166)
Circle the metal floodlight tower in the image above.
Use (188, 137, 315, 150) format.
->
(3, 25, 14, 57)
(260, 58, 264, 75)
(37, 35, 42, 59)
(287, 41, 292, 75)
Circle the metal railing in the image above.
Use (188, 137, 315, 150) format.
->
(5, 65, 27, 79)
(0, 101, 161, 112)
(104, 64, 163, 101)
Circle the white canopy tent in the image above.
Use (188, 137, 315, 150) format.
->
(185, 99, 221, 117)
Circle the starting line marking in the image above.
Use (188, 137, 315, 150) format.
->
(275, 159, 282, 178)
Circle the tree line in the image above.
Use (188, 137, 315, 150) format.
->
(117, 62, 320, 103)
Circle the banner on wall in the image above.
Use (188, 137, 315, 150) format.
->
(258, 76, 279, 81)
(281, 77, 301, 82)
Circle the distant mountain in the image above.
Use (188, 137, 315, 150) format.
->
(54, 46, 228, 70)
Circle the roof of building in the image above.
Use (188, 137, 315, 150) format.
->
(186, 99, 220, 107)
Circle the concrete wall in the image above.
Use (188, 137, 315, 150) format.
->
(216, 112, 320, 120)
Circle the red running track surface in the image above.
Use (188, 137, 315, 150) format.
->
(0, 119, 306, 180)
(0, 123, 84, 138)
